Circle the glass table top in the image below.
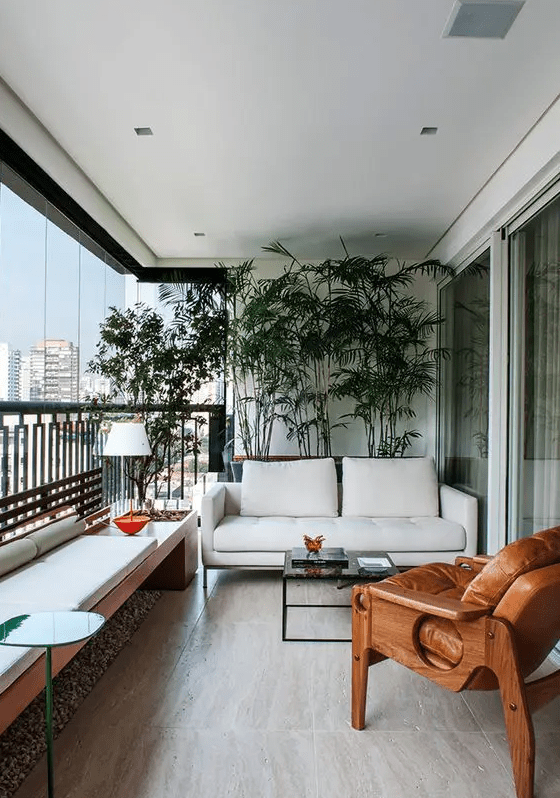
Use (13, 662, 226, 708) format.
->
(283, 550, 398, 579)
(0, 611, 105, 648)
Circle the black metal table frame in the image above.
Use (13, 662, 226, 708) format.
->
(281, 550, 397, 642)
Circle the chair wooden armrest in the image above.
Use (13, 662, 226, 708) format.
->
(364, 582, 491, 621)
(454, 554, 492, 572)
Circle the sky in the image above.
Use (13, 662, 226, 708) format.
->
(0, 181, 126, 369)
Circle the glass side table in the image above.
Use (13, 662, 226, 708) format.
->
(0, 611, 105, 798)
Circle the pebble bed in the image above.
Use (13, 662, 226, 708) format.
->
(0, 590, 162, 798)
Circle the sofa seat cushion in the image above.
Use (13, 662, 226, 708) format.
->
(0, 644, 38, 694)
(0, 535, 157, 611)
(213, 515, 466, 553)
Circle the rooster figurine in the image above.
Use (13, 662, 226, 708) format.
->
(303, 534, 325, 553)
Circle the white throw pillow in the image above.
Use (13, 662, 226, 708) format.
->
(28, 515, 86, 556)
(0, 538, 38, 577)
(342, 457, 439, 517)
(240, 459, 338, 517)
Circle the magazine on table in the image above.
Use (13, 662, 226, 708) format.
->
(291, 547, 349, 567)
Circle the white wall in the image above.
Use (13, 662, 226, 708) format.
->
(0, 78, 156, 268)
(430, 94, 560, 266)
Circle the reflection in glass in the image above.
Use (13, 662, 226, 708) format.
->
(0, 168, 47, 401)
(45, 209, 80, 401)
(0, 160, 129, 498)
(0, 611, 105, 647)
(510, 196, 560, 539)
(440, 251, 490, 551)
(0, 162, 127, 405)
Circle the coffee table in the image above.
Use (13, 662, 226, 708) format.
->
(282, 550, 398, 642)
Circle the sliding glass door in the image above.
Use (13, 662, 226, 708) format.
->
(439, 250, 490, 552)
(509, 195, 560, 541)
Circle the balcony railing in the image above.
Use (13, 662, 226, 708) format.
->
(0, 401, 226, 507)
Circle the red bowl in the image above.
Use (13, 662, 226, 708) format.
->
(113, 515, 150, 535)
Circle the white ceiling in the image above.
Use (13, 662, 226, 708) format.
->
(0, 0, 559, 262)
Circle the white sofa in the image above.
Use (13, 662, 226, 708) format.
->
(201, 457, 477, 585)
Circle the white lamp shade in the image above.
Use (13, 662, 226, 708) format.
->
(103, 422, 152, 456)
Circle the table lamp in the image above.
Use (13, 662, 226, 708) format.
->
(103, 420, 152, 534)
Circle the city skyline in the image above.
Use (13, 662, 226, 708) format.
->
(0, 180, 127, 369)
(0, 339, 112, 402)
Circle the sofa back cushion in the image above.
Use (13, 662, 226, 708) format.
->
(0, 538, 38, 578)
(27, 514, 86, 556)
(240, 459, 338, 517)
(342, 457, 439, 517)
(462, 525, 560, 608)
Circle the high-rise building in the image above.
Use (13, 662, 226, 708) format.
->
(0, 343, 22, 401)
(19, 355, 30, 401)
(79, 372, 112, 401)
(29, 339, 79, 401)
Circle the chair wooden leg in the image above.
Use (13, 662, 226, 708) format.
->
(488, 620, 535, 798)
(352, 646, 385, 729)
(352, 645, 370, 729)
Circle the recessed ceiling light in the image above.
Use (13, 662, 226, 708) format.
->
(134, 127, 153, 136)
(194, 232, 206, 237)
(443, 1, 525, 39)
(374, 233, 388, 238)
(420, 127, 438, 135)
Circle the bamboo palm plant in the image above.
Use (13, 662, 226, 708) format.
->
(223, 261, 295, 457)
(263, 243, 453, 458)
(156, 247, 452, 461)
(328, 254, 452, 456)
(261, 246, 346, 457)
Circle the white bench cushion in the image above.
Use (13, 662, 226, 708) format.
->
(240, 459, 338, 517)
(213, 515, 465, 553)
(0, 534, 158, 693)
(0, 535, 157, 610)
(342, 457, 439, 517)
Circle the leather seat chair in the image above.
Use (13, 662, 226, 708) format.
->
(351, 526, 560, 798)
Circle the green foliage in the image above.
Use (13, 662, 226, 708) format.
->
(225, 244, 453, 458)
(221, 261, 290, 457)
(88, 301, 220, 501)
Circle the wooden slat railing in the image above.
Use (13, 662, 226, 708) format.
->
(0, 467, 103, 540)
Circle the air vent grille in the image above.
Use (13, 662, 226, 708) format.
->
(443, 1, 524, 39)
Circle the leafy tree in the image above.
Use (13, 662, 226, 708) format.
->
(88, 302, 218, 502)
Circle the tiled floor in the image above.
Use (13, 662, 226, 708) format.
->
(12, 569, 560, 798)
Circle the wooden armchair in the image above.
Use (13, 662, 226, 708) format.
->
(352, 527, 560, 798)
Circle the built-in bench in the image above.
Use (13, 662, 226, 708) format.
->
(0, 497, 198, 735)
